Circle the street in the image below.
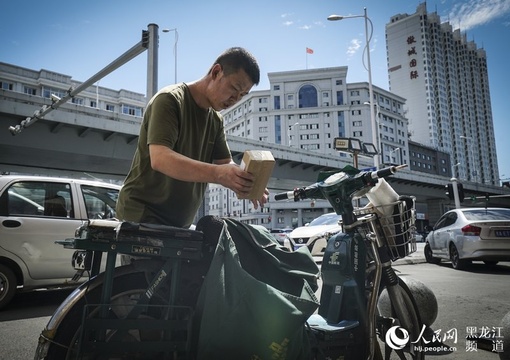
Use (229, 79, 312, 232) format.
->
(395, 261, 510, 359)
(0, 259, 509, 359)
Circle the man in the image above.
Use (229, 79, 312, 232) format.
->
(116, 47, 268, 228)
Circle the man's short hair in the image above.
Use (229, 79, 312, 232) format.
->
(212, 47, 260, 86)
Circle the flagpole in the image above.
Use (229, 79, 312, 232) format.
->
(305, 47, 313, 69)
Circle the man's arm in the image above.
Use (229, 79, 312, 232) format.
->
(149, 144, 254, 197)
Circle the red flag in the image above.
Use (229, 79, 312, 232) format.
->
(306, 47, 314, 54)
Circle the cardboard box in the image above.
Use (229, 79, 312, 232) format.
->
(238, 150, 275, 199)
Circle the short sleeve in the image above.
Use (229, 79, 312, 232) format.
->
(146, 92, 180, 148)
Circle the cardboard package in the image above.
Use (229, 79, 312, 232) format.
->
(238, 150, 275, 199)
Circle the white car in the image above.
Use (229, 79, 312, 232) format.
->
(0, 175, 121, 309)
(424, 207, 510, 270)
(288, 212, 342, 257)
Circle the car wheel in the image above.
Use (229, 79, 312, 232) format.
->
(483, 260, 499, 266)
(0, 264, 17, 310)
(424, 244, 441, 264)
(449, 244, 469, 270)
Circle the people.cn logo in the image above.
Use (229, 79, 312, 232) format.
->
(385, 326, 410, 350)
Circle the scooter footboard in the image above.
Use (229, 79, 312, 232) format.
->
(307, 314, 366, 359)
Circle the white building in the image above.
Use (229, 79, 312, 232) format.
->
(386, 2, 499, 185)
(0, 62, 146, 120)
(216, 66, 411, 228)
(222, 66, 409, 167)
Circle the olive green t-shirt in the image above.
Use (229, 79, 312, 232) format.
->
(116, 83, 231, 227)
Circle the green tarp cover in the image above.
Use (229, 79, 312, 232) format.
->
(196, 218, 320, 359)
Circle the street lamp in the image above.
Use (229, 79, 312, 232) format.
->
(451, 162, 461, 178)
(389, 147, 400, 165)
(162, 28, 178, 84)
(288, 122, 299, 147)
(328, 8, 378, 169)
(334, 137, 377, 168)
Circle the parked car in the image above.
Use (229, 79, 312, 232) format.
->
(288, 212, 342, 257)
(424, 207, 510, 270)
(0, 175, 121, 309)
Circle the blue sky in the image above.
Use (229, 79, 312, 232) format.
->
(2, 0, 510, 182)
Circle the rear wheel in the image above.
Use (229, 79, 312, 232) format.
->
(449, 243, 470, 270)
(43, 262, 200, 360)
(0, 264, 17, 310)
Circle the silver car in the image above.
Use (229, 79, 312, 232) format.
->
(0, 175, 120, 309)
(424, 207, 510, 270)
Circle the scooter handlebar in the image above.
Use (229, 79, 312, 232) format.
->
(371, 164, 407, 180)
(274, 191, 295, 201)
(273, 165, 407, 202)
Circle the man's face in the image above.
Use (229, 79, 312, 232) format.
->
(210, 65, 254, 111)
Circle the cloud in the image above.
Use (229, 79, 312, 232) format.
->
(299, 25, 312, 30)
(347, 38, 361, 56)
(282, 21, 294, 26)
(448, 0, 510, 30)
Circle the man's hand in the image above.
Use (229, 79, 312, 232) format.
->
(215, 163, 255, 198)
(251, 188, 269, 210)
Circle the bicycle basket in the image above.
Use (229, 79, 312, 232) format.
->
(353, 196, 417, 260)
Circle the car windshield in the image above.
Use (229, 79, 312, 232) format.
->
(308, 213, 341, 226)
(462, 209, 510, 221)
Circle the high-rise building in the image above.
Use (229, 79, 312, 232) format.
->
(386, 2, 499, 185)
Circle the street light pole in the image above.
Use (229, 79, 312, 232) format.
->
(162, 28, 178, 84)
(451, 162, 461, 178)
(390, 147, 400, 165)
(288, 122, 299, 147)
(328, 7, 379, 169)
(364, 101, 380, 164)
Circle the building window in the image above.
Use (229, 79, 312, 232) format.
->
(274, 95, 280, 110)
(336, 91, 344, 105)
(42, 87, 66, 99)
(1, 81, 14, 90)
(72, 97, 84, 105)
(122, 104, 143, 117)
(106, 104, 115, 111)
(24, 86, 36, 95)
(335, 80, 343, 85)
(298, 85, 318, 108)
(273, 85, 280, 91)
